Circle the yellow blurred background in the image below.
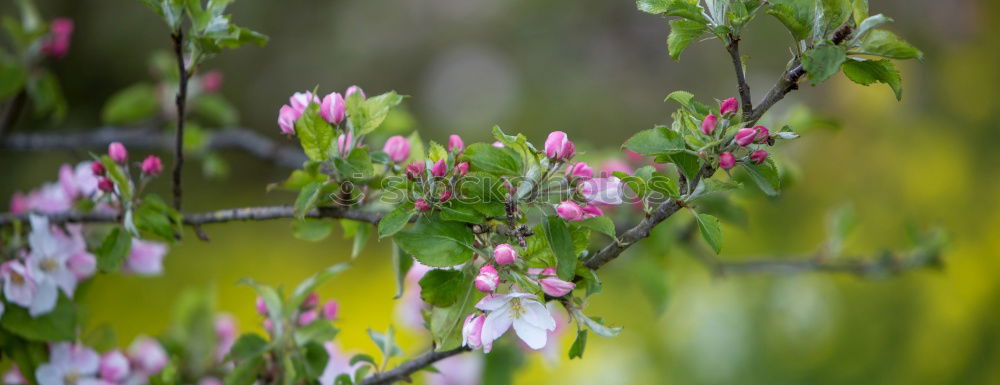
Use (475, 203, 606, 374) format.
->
(2, 0, 999, 384)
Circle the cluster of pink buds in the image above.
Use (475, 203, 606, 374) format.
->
(277, 86, 363, 134)
(473, 244, 518, 294)
(405, 135, 470, 213)
(93, 142, 163, 193)
(257, 292, 339, 330)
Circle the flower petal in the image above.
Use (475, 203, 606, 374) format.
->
(519, 300, 557, 331)
(512, 320, 548, 350)
(480, 305, 513, 349)
(474, 294, 511, 311)
(29, 282, 58, 317)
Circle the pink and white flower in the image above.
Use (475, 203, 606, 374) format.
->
(35, 343, 100, 385)
(578, 177, 625, 205)
(474, 265, 499, 293)
(128, 336, 168, 375)
(99, 350, 130, 382)
(26, 215, 80, 316)
(476, 292, 556, 352)
(123, 239, 168, 276)
(2, 260, 37, 310)
(278, 105, 299, 135)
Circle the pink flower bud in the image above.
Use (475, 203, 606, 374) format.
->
(753, 125, 770, 143)
(290, 91, 319, 114)
(108, 142, 128, 164)
(462, 314, 485, 349)
(720, 97, 739, 116)
(128, 337, 168, 374)
(734, 128, 756, 146)
(448, 135, 464, 152)
(493, 244, 517, 265)
(302, 292, 319, 309)
(141, 156, 163, 176)
(405, 163, 424, 180)
(337, 132, 354, 156)
(263, 319, 274, 332)
(298, 310, 318, 326)
(455, 162, 469, 177)
(701, 114, 718, 136)
(278, 104, 300, 135)
(719, 152, 735, 170)
(566, 162, 594, 180)
(67, 252, 96, 280)
(544, 131, 575, 161)
(431, 159, 448, 178)
(90, 161, 106, 176)
(321, 300, 339, 320)
(382, 136, 411, 163)
(750, 150, 768, 165)
(42, 18, 73, 59)
(415, 199, 431, 212)
(580, 204, 604, 220)
(345, 85, 366, 100)
(320, 92, 346, 125)
(200, 71, 223, 93)
(492, 141, 504, 148)
(100, 351, 130, 382)
(474, 265, 499, 293)
(557, 201, 583, 222)
(439, 190, 452, 203)
(540, 277, 575, 297)
(97, 178, 114, 193)
(256, 296, 268, 315)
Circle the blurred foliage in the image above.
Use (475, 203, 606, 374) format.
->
(1, 0, 999, 384)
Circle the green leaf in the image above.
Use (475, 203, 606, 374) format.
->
(288, 263, 350, 311)
(766, 0, 814, 41)
(349, 354, 378, 368)
(854, 14, 892, 42)
(228, 333, 269, 361)
(842, 58, 902, 100)
(367, 326, 402, 363)
(568, 330, 588, 360)
(439, 202, 487, 224)
(1, 293, 77, 341)
(639, 0, 708, 23)
(665, 152, 702, 183)
(543, 216, 577, 281)
(224, 356, 264, 385)
(391, 243, 414, 299)
(394, 216, 474, 267)
(334, 148, 375, 181)
(96, 227, 132, 273)
(301, 341, 330, 381)
(134, 194, 181, 243)
(351, 223, 371, 258)
(636, 0, 670, 14)
(239, 279, 285, 338)
(802, 44, 847, 85)
(418, 269, 467, 307)
(857, 29, 923, 60)
(26, 70, 66, 120)
(294, 182, 323, 219)
(428, 269, 482, 351)
(580, 217, 615, 238)
(348, 91, 404, 135)
(741, 157, 781, 196)
(378, 204, 414, 238)
(461, 143, 523, 176)
(624, 125, 686, 155)
(101, 83, 159, 125)
(295, 105, 335, 161)
(193, 94, 239, 126)
(648, 174, 680, 199)
(294, 322, 339, 345)
(570, 308, 622, 337)
(814, 0, 851, 41)
(98, 156, 133, 202)
(458, 172, 506, 203)
(694, 212, 723, 253)
(851, 0, 869, 23)
(82, 324, 118, 353)
(667, 19, 708, 61)
(0, 61, 26, 99)
(292, 219, 335, 242)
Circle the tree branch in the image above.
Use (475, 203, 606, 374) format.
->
(700, 249, 941, 278)
(357, 347, 470, 385)
(0, 127, 307, 169)
(0, 205, 387, 227)
(725, 35, 753, 121)
(171, 31, 189, 211)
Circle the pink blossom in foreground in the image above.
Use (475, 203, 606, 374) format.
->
(462, 313, 486, 349)
(278, 105, 299, 134)
(579, 177, 625, 205)
(415, 199, 431, 212)
(540, 276, 575, 297)
(337, 131, 354, 157)
(3, 366, 26, 385)
(318, 343, 358, 385)
(290, 91, 320, 114)
(35, 343, 99, 385)
(142, 156, 163, 176)
(298, 310, 318, 326)
(754, 125, 770, 143)
(109, 142, 128, 164)
(2, 260, 37, 310)
(431, 159, 448, 178)
(455, 162, 469, 177)
(734, 127, 756, 146)
(123, 239, 168, 276)
(99, 350, 130, 382)
(383, 135, 411, 163)
(26, 215, 79, 316)
(476, 293, 556, 352)
(493, 244, 517, 265)
(448, 135, 464, 152)
(474, 265, 499, 293)
(321, 92, 346, 125)
(544, 131, 575, 161)
(128, 336, 168, 375)
(556, 201, 603, 222)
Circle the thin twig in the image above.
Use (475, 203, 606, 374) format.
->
(0, 205, 387, 227)
(725, 34, 753, 121)
(171, 31, 189, 211)
(0, 127, 307, 168)
(356, 347, 470, 385)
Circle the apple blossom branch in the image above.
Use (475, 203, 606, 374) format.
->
(356, 347, 470, 385)
(171, 30, 190, 211)
(0, 127, 308, 169)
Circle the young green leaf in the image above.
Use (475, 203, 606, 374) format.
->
(289, 263, 350, 311)
(570, 308, 622, 337)
(461, 143, 523, 176)
(293, 182, 323, 219)
(394, 216, 475, 267)
(667, 19, 708, 61)
(101, 83, 158, 125)
(802, 44, 847, 85)
(568, 329, 588, 359)
(580, 217, 616, 239)
(418, 269, 467, 307)
(392, 243, 414, 299)
(378, 204, 415, 239)
(624, 125, 686, 155)
(1, 294, 77, 341)
(741, 158, 781, 196)
(227, 333, 269, 361)
(544, 216, 578, 281)
(842, 58, 902, 100)
(292, 219, 335, 242)
(694, 212, 723, 253)
(857, 30, 923, 60)
(96, 227, 132, 273)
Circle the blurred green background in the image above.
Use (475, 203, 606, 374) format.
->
(2, 0, 1000, 384)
